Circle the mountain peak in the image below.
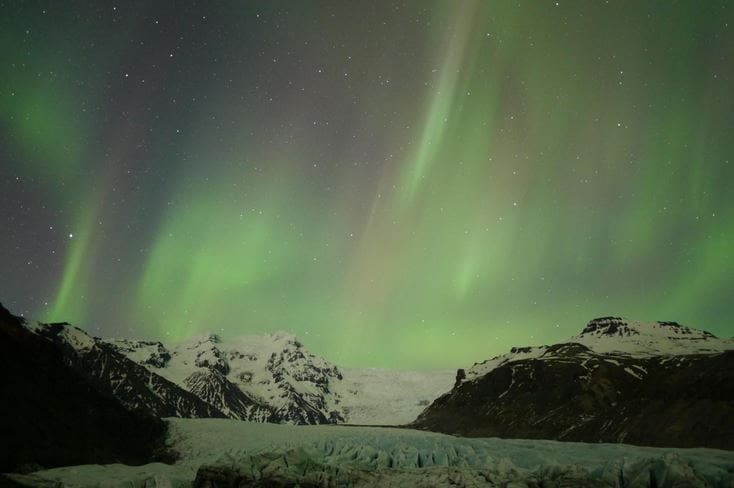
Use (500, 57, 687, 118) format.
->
(572, 317, 727, 357)
(25, 320, 97, 351)
(269, 330, 301, 345)
(579, 316, 714, 340)
(580, 316, 634, 336)
(466, 316, 733, 382)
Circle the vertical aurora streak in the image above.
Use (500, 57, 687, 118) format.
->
(1, 1, 732, 368)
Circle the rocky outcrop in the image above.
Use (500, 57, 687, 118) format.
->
(453, 368, 466, 388)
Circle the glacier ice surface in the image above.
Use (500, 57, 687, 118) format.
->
(7, 418, 734, 487)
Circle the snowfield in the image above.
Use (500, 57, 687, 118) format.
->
(8, 418, 734, 487)
(336, 367, 456, 425)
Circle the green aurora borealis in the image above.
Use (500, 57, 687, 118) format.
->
(1, 1, 733, 368)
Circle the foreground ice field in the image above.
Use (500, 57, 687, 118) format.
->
(7, 418, 734, 487)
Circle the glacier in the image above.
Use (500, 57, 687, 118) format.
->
(7, 418, 734, 487)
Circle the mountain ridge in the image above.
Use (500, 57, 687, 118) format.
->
(465, 316, 734, 382)
(0, 303, 167, 473)
(13, 306, 453, 426)
(414, 316, 734, 449)
(110, 330, 455, 425)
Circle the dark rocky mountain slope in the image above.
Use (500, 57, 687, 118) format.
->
(27, 321, 226, 420)
(0, 303, 167, 473)
(413, 318, 734, 450)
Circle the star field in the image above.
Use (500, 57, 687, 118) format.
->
(1, 1, 732, 368)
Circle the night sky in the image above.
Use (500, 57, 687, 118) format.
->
(1, 1, 732, 368)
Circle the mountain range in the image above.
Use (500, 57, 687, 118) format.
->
(2, 302, 732, 475)
(8, 305, 454, 427)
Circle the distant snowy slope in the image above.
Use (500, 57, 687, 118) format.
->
(336, 368, 455, 425)
(465, 344, 548, 381)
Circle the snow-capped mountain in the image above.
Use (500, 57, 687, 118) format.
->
(9, 305, 453, 426)
(414, 317, 734, 449)
(465, 316, 734, 381)
(112, 332, 455, 425)
(112, 332, 345, 424)
(573, 316, 733, 355)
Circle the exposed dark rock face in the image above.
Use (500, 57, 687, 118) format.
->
(273, 385, 333, 424)
(0, 303, 167, 473)
(193, 339, 230, 376)
(453, 368, 466, 388)
(580, 316, 633, 336)
(414, 344, 734, 449)
(76, 342, 226, 418)
(34, 322, 226, 419)
(184, 370, 272, 421)
(265, 345, 345, 424)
